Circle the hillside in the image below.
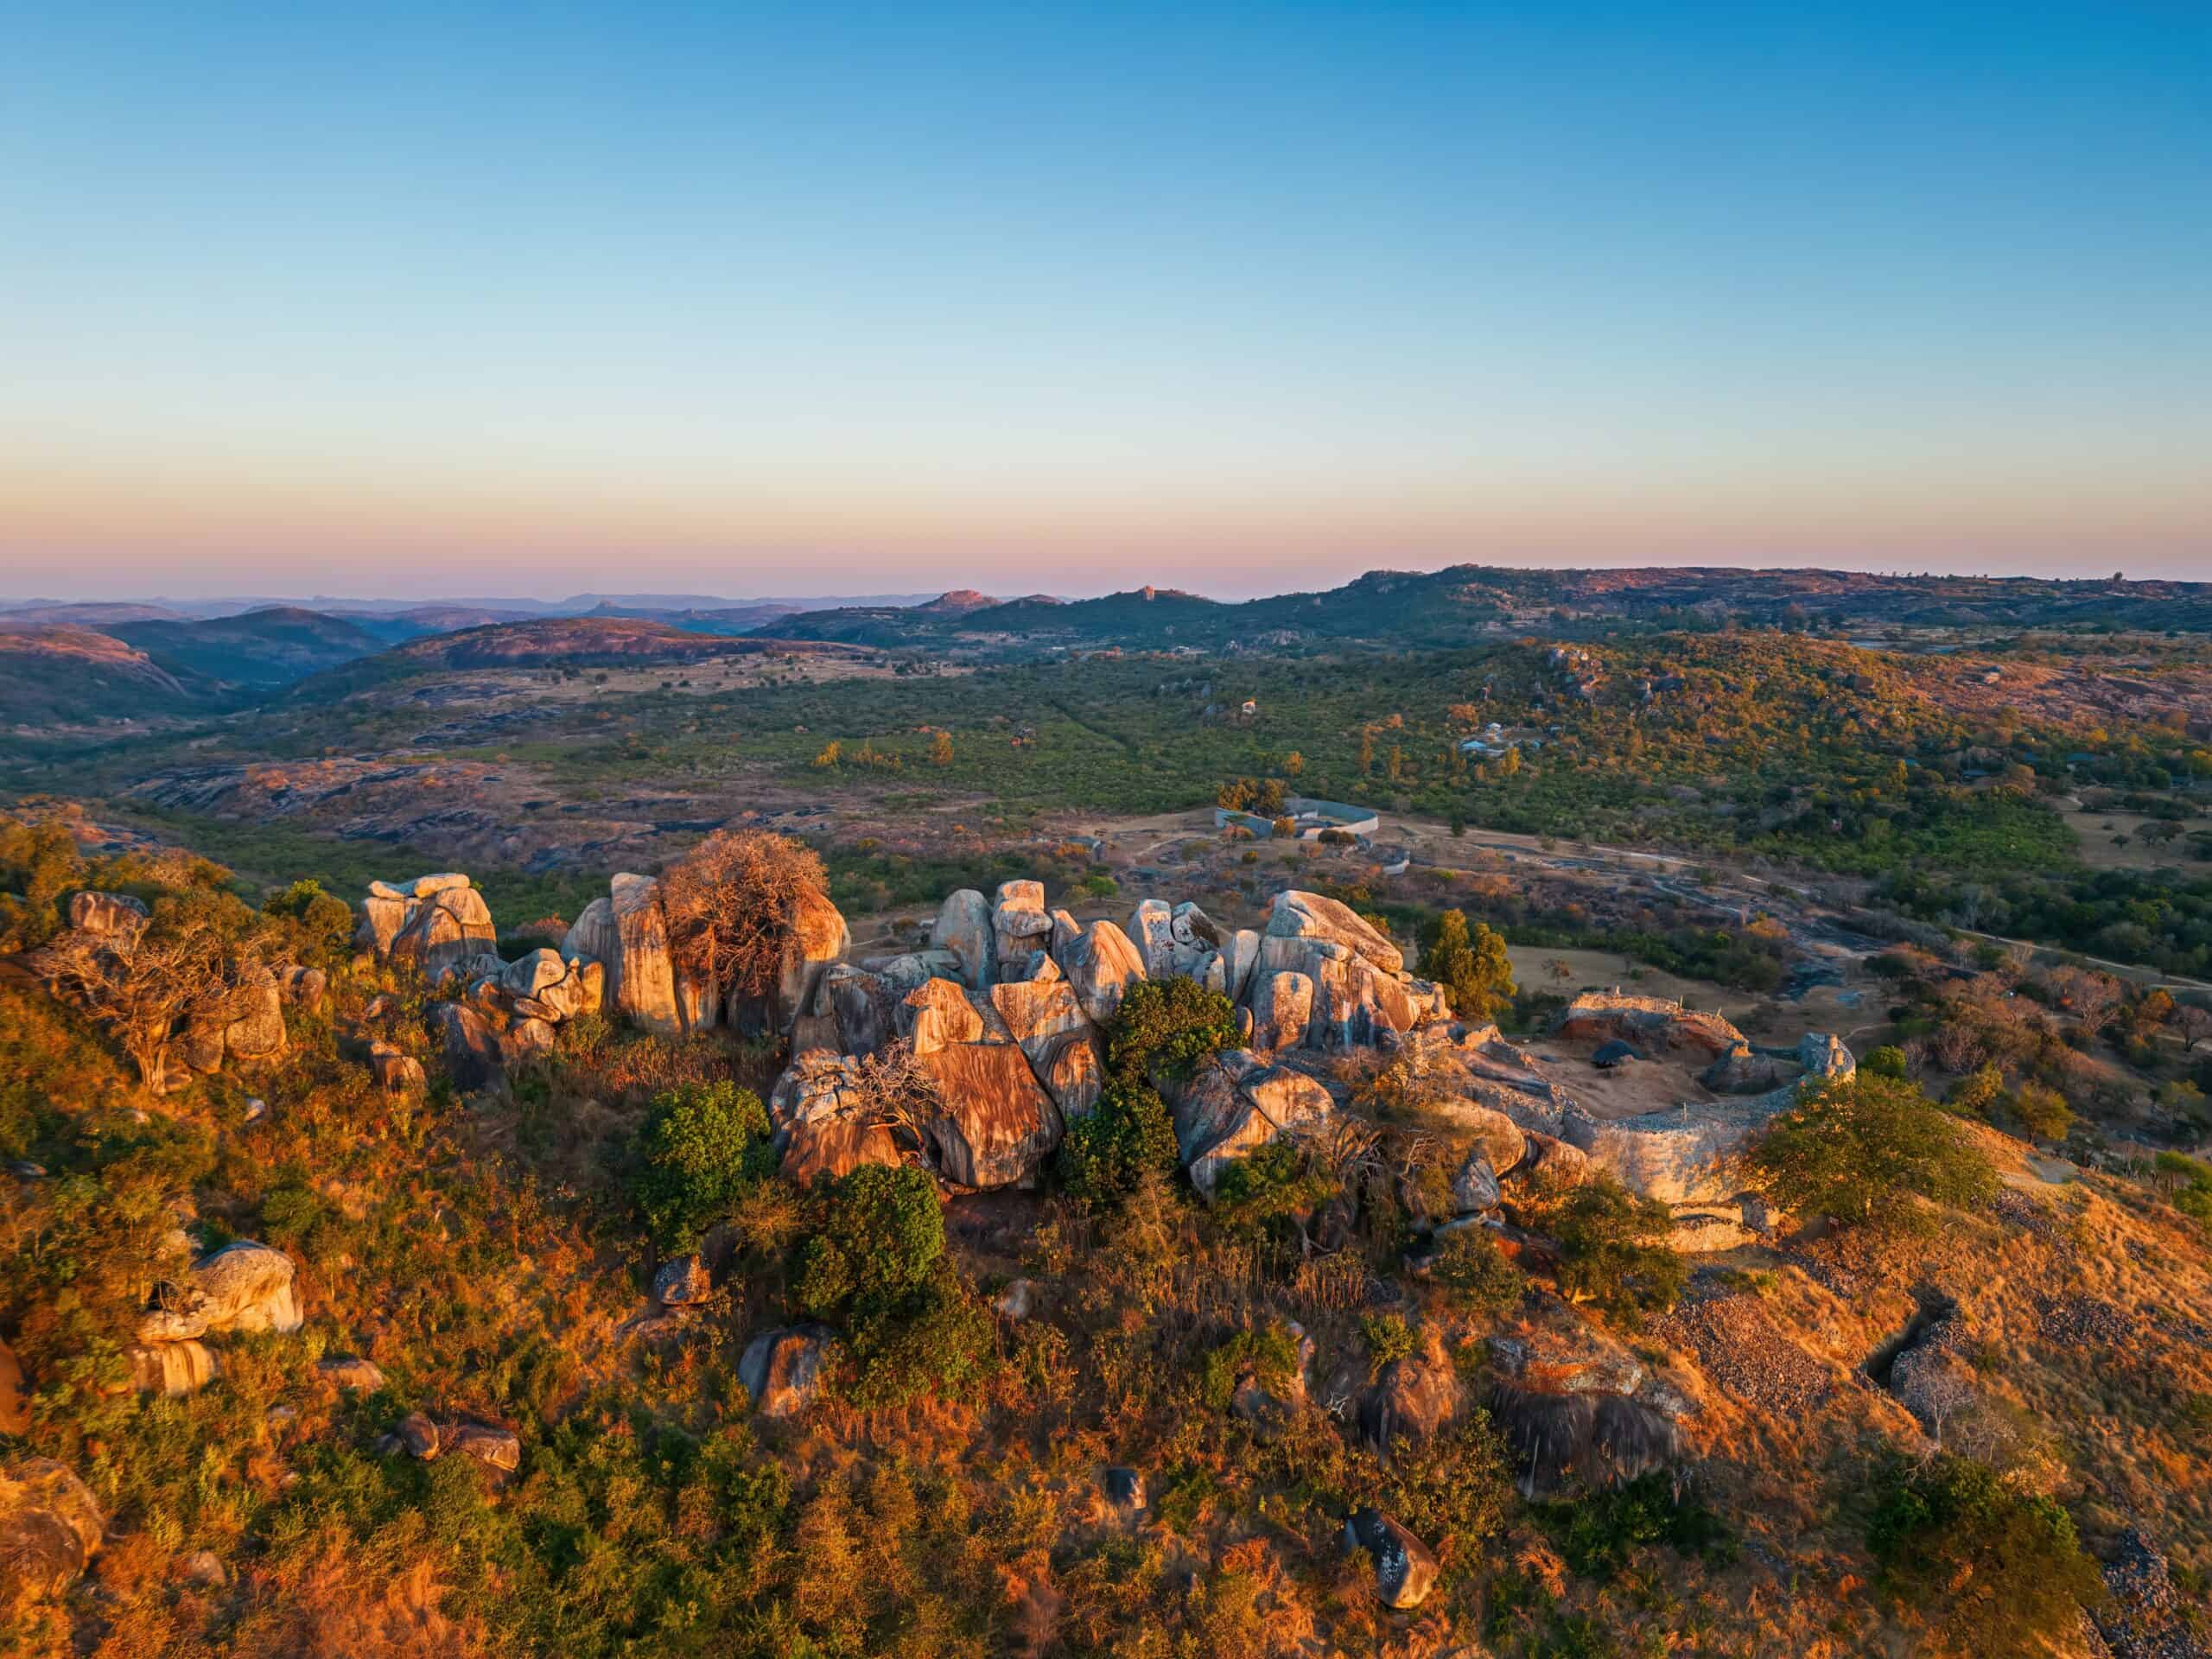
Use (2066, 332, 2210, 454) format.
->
(763, 567, 2212, 656)
(0, 626, 209, 726)
(1, 818, 2209, 1656)
(111, 606, 391, 688)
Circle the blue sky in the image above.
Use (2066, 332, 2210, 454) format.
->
(1, 2, 2206, 598)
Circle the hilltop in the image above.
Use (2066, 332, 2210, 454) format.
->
(0, 626, 211, 727)
(111, 606, 392, 689)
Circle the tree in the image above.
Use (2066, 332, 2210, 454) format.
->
(813, 740, 842, 768)
(1283, 751, 1304, 777)
(1057, 1077, 1179, 1206)
(2176, 1003, 2212, 1052)
(929, 730, 954, 766)
(2011, 1080, 2074, 1142)
(1254, 776, 1287, 817)
(1533, 1176, 1686, 1324)
(2044, 965, 2123, 1039)
(40, 887, 270, 1089)
(1861, 1044, 1910, 1079)
(1866, 1454, 2103, 1653)
(660, 830, 830, 1012)
(1103, 976, 1239, 1084)
(0, 816, 86, 951)
(1746, 1072, 1998, 1231)
(1421, 910, 1516, 1019)
(631, 1080, 777, 1250)
(261, 878, 355, 966)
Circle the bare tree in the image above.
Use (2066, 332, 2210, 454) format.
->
(40, 892, 266, 1089)
(660, 830, 829, 1010)
(2044, 966, 2125, 1040)
(2177, 1003, 2212, 1053)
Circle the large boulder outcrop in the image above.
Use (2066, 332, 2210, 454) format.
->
(0, 1457, 104, 1604)
(432, 1000, 504, 1090)
(188, 1240, 303, 1335)
(1556, 991, 1746, 1058)
(1268, 890, 1403, 975)
(608, 873, 682, 1035)
(128, 1339, 217, 1396)
(1127, 899, 1177, 978)
(1343, 1508, 1438, 1611)
(817, 963, 899, 1058)
(740, 1325, 836, 1419)
(746, 884, 849, 1038)
(930, 889, 995, 990)
(917, 1039, 1062, 1188)
(1053, 918, 1147, 1025)
(385, 880, 497, 981)
(989, 880, 1054, 983)
(1249, 969, 1313, 1052)
(561, 896, 619, 968)
(1172, 1050, 1333, 1197)
(901, 977, 995, 1056)
(67, 889, 147, 940)
(768, 1050, 902, 1184)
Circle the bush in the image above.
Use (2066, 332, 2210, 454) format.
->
(1866, 1454, 2104, 1651)
(1382, 1415, 1514, 1574)
(1538, 1471, 1733, 1582)
(260, 877, 355, 965)
(1198, 1320, 1302, 1412)
(794, 1162, 944, 1317)
(1357, 1311, 1415, 1378)
(1531, 1176, 1685, 1325)
(2012, 1080, 2074, 1142)
(1208, 1135, 1332, 1240)
(1429, 1226, 1526, 1317)
(1055, 1077, 1180, 1207)
(1104, 976, 1239, 1083)
(839, 1271, 994, 1409)
(1861, 1044, 1909, 1079)
(630, 1081, 777, 1251)
(1747, 1072, 1998, 1231)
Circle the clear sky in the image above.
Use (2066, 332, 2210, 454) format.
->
(2, 1, 2207, 601)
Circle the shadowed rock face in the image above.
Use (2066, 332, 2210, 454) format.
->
(1053, 918, 1147, 1025)
(1488, 1383, 1681, 1497)
(739, 1325, 836, 1419)
(1343, 1508, 1438, 1610)
(0, 1457, 105, 1603)
(930, 889, 995, 989)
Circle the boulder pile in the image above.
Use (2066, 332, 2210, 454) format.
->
(766, 886, 1457, 1195)
(129, 1239, 302, 1397)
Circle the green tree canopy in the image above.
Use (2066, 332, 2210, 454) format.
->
(1421, 909, 1516, 1019)
(631, 1081, 777, 1251)
(1746, 1071, 1997, 1231)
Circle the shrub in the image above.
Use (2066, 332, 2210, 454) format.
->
(1198, 1320, 1302, 1412)
(1538, 1471, 1733, 1582)
(1207, 1135, 1333, 1241)
(1947, 1061, 2006, 1118)
(1103, 976, 1238, 1084)
(2012, 1080, 2075, 1142)
(630, 1080, 777, 1250)
(1055, 1077, 1179, 1207)
(839, 1272, 993, 1409)
(1861, 1044, 1909, 1079)
(1357, 1311, 1415, 1378)
(1866, 1454, 2104, 1651)
(1746, 1072, 1998, 1231)
(1430, 1226, 1526, 1317)
(260, 877, 355, 966)
(1531, 1176, 1686, 1325)
(659, 829, 830, 1012)
(1383, 1414, 1514, 1573)
(795, 1163, 944, 1318)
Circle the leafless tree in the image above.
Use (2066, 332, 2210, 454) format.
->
(660, 830, 828, 1010)
(2044, 965, 2125, 1040)
(39, 893, 266, 1089)
(2178, 1003, 2212, 1053)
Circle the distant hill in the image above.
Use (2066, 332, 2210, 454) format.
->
(760, 567, 2212, 654)
(111, 607, 391, 688)
(341, 605, 542, 645)
(0, 626, 213, 726)
(0, 601, 192, 628)
(291, 616, 866, 701)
